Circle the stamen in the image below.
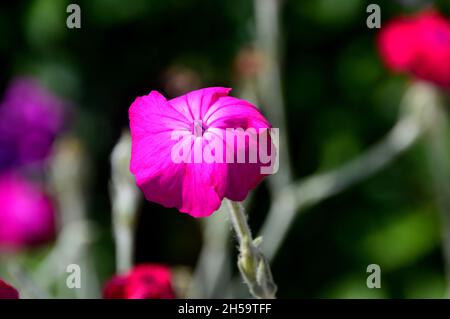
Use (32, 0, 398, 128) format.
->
(193, 120, 203, 137)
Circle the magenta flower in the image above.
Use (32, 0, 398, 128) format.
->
(0, 77, 67, 170)
(0, 172, 56, 251)
(129, 87, 275, 217)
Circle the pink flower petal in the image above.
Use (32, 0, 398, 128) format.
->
(180, 157, 228, 217)
(204, 96, 271, 130)
(129, 91, 190, 210)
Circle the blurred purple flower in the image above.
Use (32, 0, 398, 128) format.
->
(0, 77, 67, 170)
(0, 172, 56, 251)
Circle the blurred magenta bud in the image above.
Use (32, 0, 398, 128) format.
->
(103, 264, 175, 299)
(0, 279, 19, 299)
(0, 172, 56, 251)
(0, 77, 68, 170)
(378, 10, 450, 88)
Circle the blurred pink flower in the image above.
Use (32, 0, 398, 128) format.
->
(0, 77, 67, 170)
(378, 10, 450, 88)
(0, 279, 19, 299)
(0, 173, 56, 251)
(103, 264, 175, 299)
(129, 87, 274, 217)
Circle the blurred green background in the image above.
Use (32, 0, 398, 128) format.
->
(1, 0, 450, 298)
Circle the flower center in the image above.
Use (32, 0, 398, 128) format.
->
(193, 119, 206, 137)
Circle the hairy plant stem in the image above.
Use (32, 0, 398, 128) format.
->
(226, 199, 277, 299)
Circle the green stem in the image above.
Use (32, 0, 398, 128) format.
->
(226, 199, 277, 299)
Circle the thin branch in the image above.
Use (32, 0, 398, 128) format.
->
(259, 84, 428, 261)
(254, 0, 292, 190)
